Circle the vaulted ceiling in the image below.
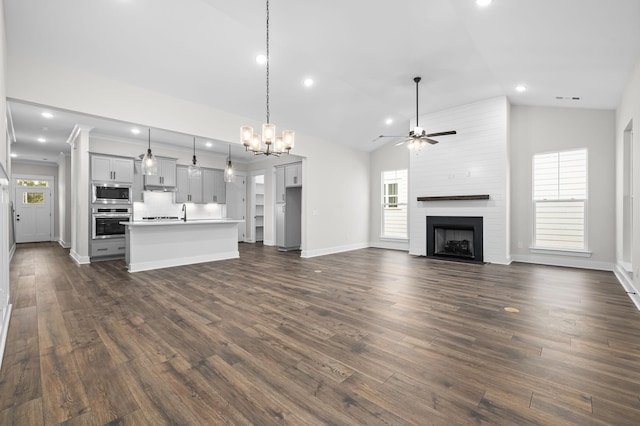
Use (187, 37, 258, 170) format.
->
(5, 0, 640, 163)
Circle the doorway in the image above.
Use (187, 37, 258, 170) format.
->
(14, 178, 53, 243)
(248, 172, 265, 243)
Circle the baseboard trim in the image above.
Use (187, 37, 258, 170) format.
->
(301, 242, 369, 258)
(613, 264, 640, 311)
(0, 304, 13, 372)
(370, 241, 409, 252)
(58, 239, 71, 249)
(69, 250, 91, 265)
(510, 254, 614, 271)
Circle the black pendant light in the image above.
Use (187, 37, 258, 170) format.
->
(188, 137, 201, 177)
(224, 144, 235, 182)
(141, 128, 158, 175)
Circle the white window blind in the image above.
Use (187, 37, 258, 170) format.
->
(382, 170, 408, 239)
(533, 149, 587, 250)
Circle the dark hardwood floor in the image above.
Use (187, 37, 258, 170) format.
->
(1, 242, 640, 425)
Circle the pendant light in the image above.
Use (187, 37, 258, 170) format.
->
(188, 137, 201, 177)
(141, 128, 158, 175)
(240, 0, 294, 156)
(224, 144, 235, 183)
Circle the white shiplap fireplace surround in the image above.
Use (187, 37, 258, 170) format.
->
(409, 97, 511, 265)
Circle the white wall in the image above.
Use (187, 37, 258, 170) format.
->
(409, 97, 510, 264)
(510, 106, 616, 270)
(0, 0, 7, 172)
(370, 140, 409, 251)
(11, 161, 59, 240)
(615, 56, 640, 301)
(0, 0, 12, 370)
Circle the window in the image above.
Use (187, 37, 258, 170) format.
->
(17, 179, 49, 187)
(23, 192, 45, 204)
(533, 149, 587, 250)
(382, 170, 408, 239)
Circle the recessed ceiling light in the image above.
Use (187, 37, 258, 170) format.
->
(37, 138, 46, 143)
(41, 112, 54, 119)
(205, 142, 213, 148)
(515, 85, 527, 92)
(131, 128, 141, 134)
(476, 0, 492, 6)
(256, 54, 267, 64)
(303, 78, 314, 87)
(385, 118, 393, 125)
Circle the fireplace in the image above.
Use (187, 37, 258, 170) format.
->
(426, 216, 483, 264)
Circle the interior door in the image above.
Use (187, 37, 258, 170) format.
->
(226, 173, 246, 242)
(15, 187, 52, 243)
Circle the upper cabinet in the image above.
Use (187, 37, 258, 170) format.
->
(285, 162, 302, 187)
(91, 155, 134, 183)
(202, 169, 226, 204)
(176, 166, 203, 203)
(144, 157, 177, 189)
(276, 166, 285, 203)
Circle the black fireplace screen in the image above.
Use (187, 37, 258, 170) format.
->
(426, 216, 483, 263)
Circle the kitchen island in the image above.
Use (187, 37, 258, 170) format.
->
(122, 219, 243, 272)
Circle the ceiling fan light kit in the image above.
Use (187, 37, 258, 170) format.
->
(376, 76, 457, 151)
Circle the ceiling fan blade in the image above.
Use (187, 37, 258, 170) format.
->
(375, 134, 408, 139)
(425, 138, 439, 145)
(394, 138, 410, 146)
(426, 130, 457, 137)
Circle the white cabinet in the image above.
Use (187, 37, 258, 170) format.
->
(276, 166, 285, 203)
(91, 155, 134, 183)
(202, 169, 226, 204)
(285, 162, 302, 187)
(176, 166, 203, 203)
(91, 239, 127, 258)
(144, 157, 176, 188)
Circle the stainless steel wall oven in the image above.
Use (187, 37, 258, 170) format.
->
(91, 206, 132, 239)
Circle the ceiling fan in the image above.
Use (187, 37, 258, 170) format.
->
(374, 77, 457, 150)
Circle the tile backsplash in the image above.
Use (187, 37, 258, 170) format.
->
(133, 191, 225, 220)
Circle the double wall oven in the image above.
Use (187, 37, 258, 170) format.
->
(91, 184, 132, 241)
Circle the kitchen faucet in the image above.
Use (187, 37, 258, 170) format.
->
(181, 203, 187, 222)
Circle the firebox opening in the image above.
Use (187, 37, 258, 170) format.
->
(434, 227, 475, 259)
(426, 216, 484, 264)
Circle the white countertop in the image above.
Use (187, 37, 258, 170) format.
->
(123, 219, 244, 227)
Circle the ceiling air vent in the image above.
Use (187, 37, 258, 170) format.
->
(555, 96, 581, 101)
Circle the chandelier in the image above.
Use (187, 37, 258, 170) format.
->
(241, 0, 294, 156)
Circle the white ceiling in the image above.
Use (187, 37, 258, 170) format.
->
(5, 0, 640, 164)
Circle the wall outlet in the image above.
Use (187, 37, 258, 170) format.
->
(517, 241, 523, 249)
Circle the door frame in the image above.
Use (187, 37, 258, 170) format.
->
(227, 171, 247, 242)
(12, 174, 55, 243)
